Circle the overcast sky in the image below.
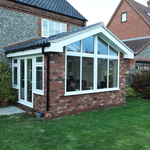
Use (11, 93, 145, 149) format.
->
(67, 0, 148, 26)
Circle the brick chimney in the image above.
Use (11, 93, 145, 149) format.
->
(147, 0, 150, 8)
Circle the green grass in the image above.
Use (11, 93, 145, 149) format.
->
(0, 98, 150, 150)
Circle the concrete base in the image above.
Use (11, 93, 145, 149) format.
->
(0, 105, 25, 116)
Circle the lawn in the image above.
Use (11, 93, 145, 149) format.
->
(0, 98, 150, 150)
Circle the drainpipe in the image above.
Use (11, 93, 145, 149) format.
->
(42, 45, 50, 111)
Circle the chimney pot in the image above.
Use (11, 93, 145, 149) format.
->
(147, 0, 150, 8)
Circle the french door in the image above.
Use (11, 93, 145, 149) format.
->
(19, 58, 33, 107)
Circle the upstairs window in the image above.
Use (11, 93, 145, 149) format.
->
(121, 12, 127, 23)
(42, 19, 67, 37)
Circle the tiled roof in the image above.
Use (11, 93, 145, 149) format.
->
(123, 37, 150, 54)
(13, 0, 87, 21)
(5, 22, 102, 54)
(127, 0, 150, 25)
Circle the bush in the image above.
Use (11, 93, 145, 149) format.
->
(130, 70, 150, 98)
(126, 84, 143, 98)
(0, 61, 15, 101)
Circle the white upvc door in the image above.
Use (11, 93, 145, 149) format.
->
(19, 58, 33, 108)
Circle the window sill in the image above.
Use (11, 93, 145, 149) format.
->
(18, 101, 33, 108)
(64, 88, 120, 96)
(13, 85, 19, 89)
(33, 90, 44, 96)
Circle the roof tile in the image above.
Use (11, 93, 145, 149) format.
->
(13, 0, 87, 21)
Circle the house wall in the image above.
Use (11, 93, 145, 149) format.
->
(0, 0, 85, 65)
(34, 50, 127, 119)
(0, 7, 38, 66)
(107, 0, 150, 40)
(126, 45, 150, 69)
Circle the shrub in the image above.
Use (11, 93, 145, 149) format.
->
(126, 84, 143, 98)
(0, 61, 15, 101)
(130, 70, 150, 98)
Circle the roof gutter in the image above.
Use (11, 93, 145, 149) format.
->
(42, 45, 51, 111)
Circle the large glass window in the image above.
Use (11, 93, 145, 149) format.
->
(82, 36, 94, 53)
(66, 35, 119, 94)
(109, 59, 118, 88)
(42, 19, 66, 37)
(67, 41, 81, 52)
(82, 58, 94, 90)
(97, 59, 107, 89)
(67, 56, 80, 92)
(98, 38, 108, 55)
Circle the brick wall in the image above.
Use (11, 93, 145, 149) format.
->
(107, 0, 150, 40)
(34, 50, 127, 119)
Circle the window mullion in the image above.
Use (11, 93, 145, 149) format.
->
(80, 56, 82, 91)
(107, 44, 109, 88)
(94, 35, 98, 90)
(80, 41, 82, 91)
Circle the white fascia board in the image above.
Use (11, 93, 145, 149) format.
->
(7, 48, 42, 57)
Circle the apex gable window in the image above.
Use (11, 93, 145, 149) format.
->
(121, 12, 127, 23)
(65, 35, 120, 95)
(42, 19, 67, 37)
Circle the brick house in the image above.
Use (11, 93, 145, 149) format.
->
(0, 0, 87, 66)
(2, 0, 134, 119)
(107, 0, 150, 69)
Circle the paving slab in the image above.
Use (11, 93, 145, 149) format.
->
(0, 105, 25, 116)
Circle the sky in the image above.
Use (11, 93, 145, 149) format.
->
(67, 0, 148, 26)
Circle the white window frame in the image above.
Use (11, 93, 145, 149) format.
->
(12, 58, 19, 89)
(34, 56, 44, 95)
(12, 55, 44, 96)
(121, 12, 127, 23)
(42, 18, 67, 37)
(65, 35, 120, 96)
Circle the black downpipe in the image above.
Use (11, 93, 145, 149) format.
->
(42, 46, 50, 111)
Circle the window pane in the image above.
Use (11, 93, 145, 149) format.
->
(109, 59, 118, 88)
(55, 22, 60, 34)
(67, 56, 80, 92)
(36, 67, 43, 90)
(97, 59, 107, 89)
(67, 41, 81, 52)
(98, 38, 108, 55)
(43, 20, 48, 36)
(62, 24, 66, 32)
(14, 59, 17, 63)
(14, 67, 17, 85)
(82, 36, 94, 54)
(82, 57, 94, 90)
(122, 13, 127, 22)
(36, 57, 43, 62)
(49, 21, 54, 36)
(27, 59, 32, 102)
(109, 46, 118, 56)
(20, 60, 25, 100)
